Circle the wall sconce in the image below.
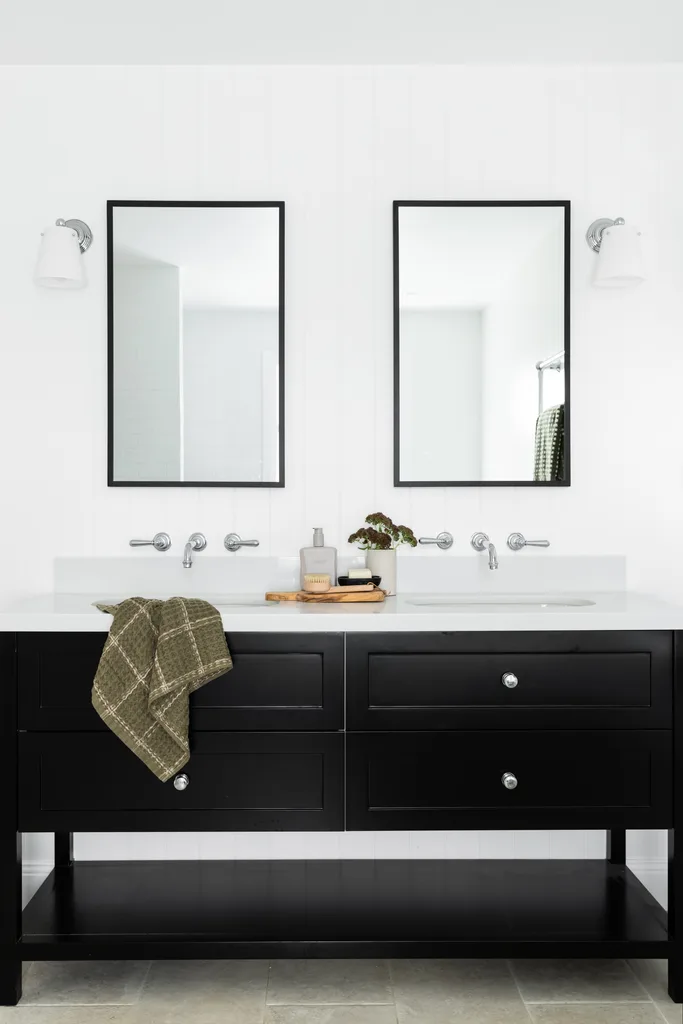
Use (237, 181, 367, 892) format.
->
(34, 218, 93, 289)
(585, 217, 645, 288)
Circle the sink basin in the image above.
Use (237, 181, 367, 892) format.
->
(406, 596, 595, 608)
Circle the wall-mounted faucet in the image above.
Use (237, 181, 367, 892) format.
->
(418, 531, 453, 550)
(471, 532, 498, 570)
(507, 533, 550, 551)
(129, 533, 172, 552)
(224, 534, 260, 553)
(183, 533, 207, 568)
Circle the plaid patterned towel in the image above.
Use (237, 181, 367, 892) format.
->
(93, 597, 232, 781)
(534, 404, 565, 482)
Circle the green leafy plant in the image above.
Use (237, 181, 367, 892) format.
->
(348, 513, 417, 551)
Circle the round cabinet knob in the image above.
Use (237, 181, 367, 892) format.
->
(502, 672, 518, 689)
(173, 773, 190, 792)
(502, 772, 518, 790)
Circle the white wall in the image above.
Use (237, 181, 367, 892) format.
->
(113, 262, 181, 481)
(400, 309, 482, 481)
(182, 308, 278, 481)
(1, 65, 677, 596)
(482, 217, 565, 480)
(2, 65, 681, 879)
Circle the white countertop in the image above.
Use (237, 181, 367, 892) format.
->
(1, 591, 682, 632)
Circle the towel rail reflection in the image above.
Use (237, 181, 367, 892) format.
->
(536, 351, 564, 416)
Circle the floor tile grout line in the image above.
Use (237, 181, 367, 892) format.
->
(265, 958, 273, 1013)
(135, 960, 154, 1004)
(267, 1002, 398, 1006)
(507, 959, 535, 1022)
(22, 1002, 151, 1007)
(385, 957, 399, 1024)
(523, 1000, 660, 1005)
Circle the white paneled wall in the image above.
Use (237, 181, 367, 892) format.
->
(2, 65, 682, 875)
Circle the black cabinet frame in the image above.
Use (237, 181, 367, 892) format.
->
(2, 629, 682, 1005)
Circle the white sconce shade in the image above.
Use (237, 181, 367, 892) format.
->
(34, 218, 93, 289)
(586, 217, 645, 288)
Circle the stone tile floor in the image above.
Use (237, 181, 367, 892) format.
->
(0, 959, 679, 1024)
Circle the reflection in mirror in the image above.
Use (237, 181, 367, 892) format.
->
(394, 201, 569, 486)
(108, 201, 284, 486)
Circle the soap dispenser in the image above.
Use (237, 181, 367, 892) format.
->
(300, 528, 337, 589)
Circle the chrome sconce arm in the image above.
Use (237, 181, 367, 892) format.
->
(585, 217, 625, 252)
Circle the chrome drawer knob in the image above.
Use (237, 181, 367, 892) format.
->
(502, 672, 518, 689)
(502, 772, 518, 790)
(173, 773, 190, 791)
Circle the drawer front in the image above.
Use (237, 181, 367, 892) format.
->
(19, 732, 344, 831)
(346, 731, 672, 830)
(18, 632, 343, 731)
(347, 632, 673, 730)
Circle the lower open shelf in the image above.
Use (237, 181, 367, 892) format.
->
(20, 859, 669, 959)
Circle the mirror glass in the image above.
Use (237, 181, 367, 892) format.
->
(394, 201, 569, 486)
(108, 202, 284, 486)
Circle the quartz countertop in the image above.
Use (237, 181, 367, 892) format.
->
(1, 591, 681, 632)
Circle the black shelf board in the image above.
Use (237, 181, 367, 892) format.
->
(20, 859, 669, 960)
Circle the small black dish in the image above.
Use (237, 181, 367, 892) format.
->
(337, 575, 382, 587)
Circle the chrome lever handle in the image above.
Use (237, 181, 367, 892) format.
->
(224, 533, 260, 553)
(418, 532, 453, 551)
(507, 532, 550, 551)
(129, 532, 172, 552)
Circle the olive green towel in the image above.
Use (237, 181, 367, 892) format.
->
(93, 597, 232, 781)
(534, 403, 565, 482)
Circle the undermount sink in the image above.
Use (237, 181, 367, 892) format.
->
(406, 596, 596, 608)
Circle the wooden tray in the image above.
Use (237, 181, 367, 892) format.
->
(266, 585, 386, 604)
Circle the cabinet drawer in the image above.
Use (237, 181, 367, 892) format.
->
(347, 632, 672, 730)
(346, 731, 672, 830)
(18, 632, 343, 731)
(19, 732, 343, 831)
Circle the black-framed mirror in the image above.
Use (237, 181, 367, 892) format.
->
(394, 200, 570, 487)
(107, 200, 285, 487)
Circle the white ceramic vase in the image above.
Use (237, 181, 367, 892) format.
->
(367, 548, 397, 596)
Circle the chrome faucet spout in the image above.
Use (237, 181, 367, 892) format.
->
(471, 532, 499, 570)
(182, 532, 207, 569)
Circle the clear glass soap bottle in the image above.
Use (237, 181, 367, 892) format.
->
(299, 528, 337, 589)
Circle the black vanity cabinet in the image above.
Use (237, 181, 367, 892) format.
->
(15, 632, 344, 834)
(2, 628, 681, 1006)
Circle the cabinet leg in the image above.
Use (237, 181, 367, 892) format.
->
(0, 633, 22, 1006)
(0, 960, 21, 1006)
(0, 834, 22, 1006)
(669, 956, 683, 1003)
(55, 832, 73, 867)
(606, 829, 626, 864)
(670, 828, 683, 1002)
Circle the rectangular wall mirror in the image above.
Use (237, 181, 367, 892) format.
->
(394, 200, 570, 486)
(108, 201, 284, 487)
